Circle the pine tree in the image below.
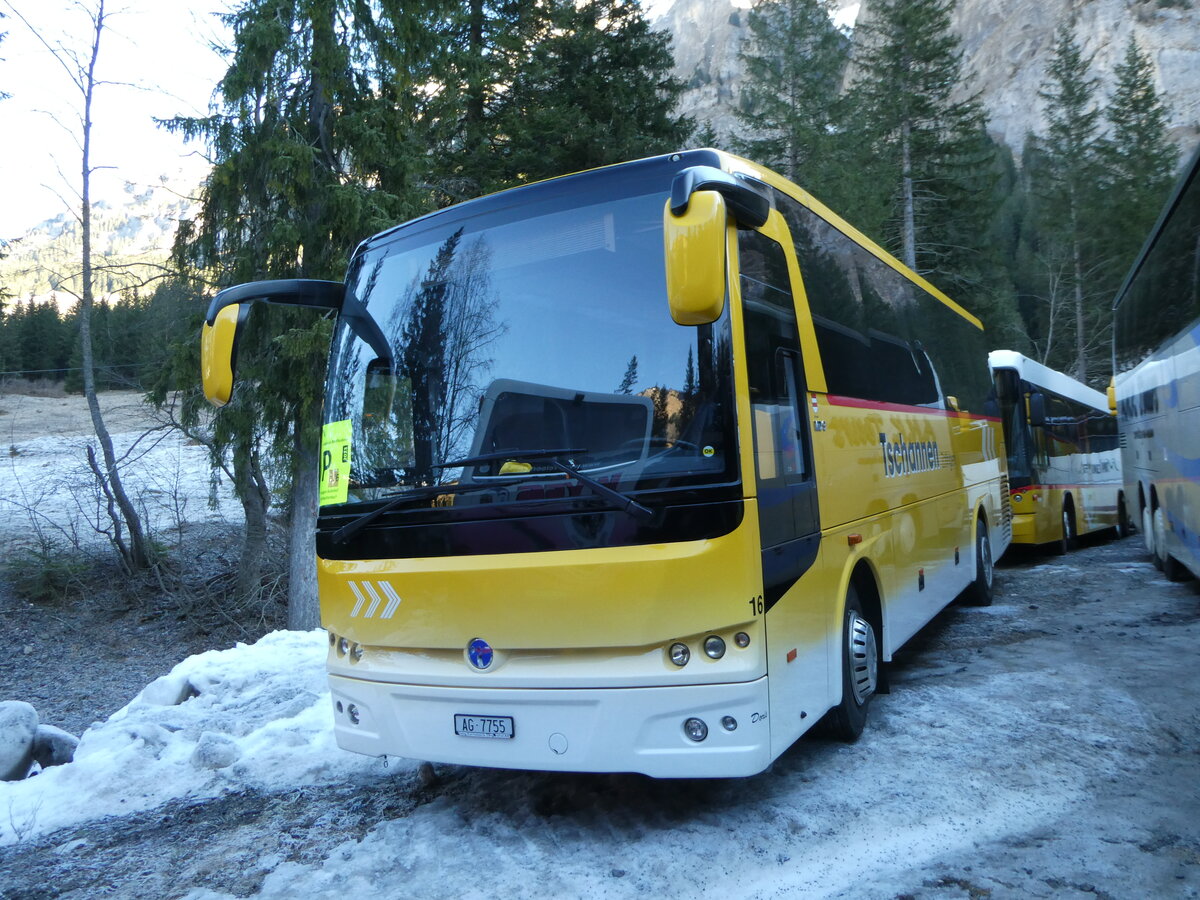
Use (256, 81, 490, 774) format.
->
(1097, 36, 1178, 281)
(848, 0, 994, 271)
(733, 0, 848, 188)
(487, 0, 693, 190)
(1031, 22, 1104, 382)
(164, 0, 445, 621)
(617, 355, 639, 394)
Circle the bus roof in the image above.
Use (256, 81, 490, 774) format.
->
(988, 350, 1108, 412)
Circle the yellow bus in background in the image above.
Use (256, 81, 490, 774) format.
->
(202, 150, 1010, 778)
(988, 350, 1124, 552)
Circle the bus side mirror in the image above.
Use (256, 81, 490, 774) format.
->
(663, 190, 728, 326)
(1028, 392, 1046, 427)
(201, 304, 248, 407)
(1106, 379, 1117, 415)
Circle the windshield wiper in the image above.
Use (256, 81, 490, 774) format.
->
(331, 448, 652, 545)
(446, 448, 654, 521)
(441, 448, 652, 521)
(546, 458, 654, 522)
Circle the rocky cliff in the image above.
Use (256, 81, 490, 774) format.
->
(654, 0, 1200, 159)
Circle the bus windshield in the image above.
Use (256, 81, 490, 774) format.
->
(322, 174, 737, 512)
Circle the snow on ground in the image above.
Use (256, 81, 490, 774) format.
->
(0, 631, 387, 846)
(0, 567, 1178, 898)
(0, 391, 242, 550)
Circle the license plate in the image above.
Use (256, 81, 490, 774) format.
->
(454, 714, 515, 739)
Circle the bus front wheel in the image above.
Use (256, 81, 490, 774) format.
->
(826, 585, 877, 742)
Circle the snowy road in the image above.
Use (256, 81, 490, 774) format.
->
(1, 534, 1198, 899)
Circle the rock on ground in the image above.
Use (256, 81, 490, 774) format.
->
(0, 701, 38, 781)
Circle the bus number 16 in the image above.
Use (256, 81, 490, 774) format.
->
(748, 595, 764, 616)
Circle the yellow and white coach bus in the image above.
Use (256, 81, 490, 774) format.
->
(201, 150, 1010, 778)
(988, 350, 1124, 552)
(1113, 144, 1200, 582)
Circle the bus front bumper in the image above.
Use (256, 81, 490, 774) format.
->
(328, 673, 773, 779)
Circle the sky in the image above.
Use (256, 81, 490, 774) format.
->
(0, 0, 231, 237)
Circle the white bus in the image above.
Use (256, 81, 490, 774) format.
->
(1112, 145, 1200, 581)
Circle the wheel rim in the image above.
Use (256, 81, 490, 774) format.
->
(1143, 507, 1155, 555)
(979, 530, 993, 588)
(1062, 508, 1071, 547)
(1154, 507, 1167, 562)
(847, 611, 878, 705)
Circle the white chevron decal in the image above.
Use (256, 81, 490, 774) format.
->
(348, 580, 403, 619)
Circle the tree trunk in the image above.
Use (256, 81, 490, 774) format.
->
(77, 0, 151, 572)
(1070, 202, 1087, 382)
(900, 119, 917, 271)
(287, 432, 321, 630)
(234, 445, 271, 600)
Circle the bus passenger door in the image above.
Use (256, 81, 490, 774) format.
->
(736, 225, 825, 753)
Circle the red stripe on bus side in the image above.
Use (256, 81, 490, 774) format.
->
(823, 394, 1001, 422)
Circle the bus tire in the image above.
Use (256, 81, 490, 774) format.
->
(826, 585, 877, 742)
(1056, 503, 1076, 555)
(1154, 507, 1188, 581)
(1115, 495, 1130, 539)
(1153, 506, 1170, 573)
(1143, 506, 1158, 564)
(963, 520, 994, 606)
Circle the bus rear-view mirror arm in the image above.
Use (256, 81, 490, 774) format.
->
(201, 278, 392, 407)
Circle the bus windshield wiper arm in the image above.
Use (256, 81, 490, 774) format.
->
(331, 492, 415, 545)
(333, 449, 652, 545)
(440, 448, 653, 522)
(547, 458, 654, 523)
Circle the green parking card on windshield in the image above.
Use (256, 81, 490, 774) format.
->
(320, 419, 352, 506)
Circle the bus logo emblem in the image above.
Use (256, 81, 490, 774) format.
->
(467, 638, 495, 670)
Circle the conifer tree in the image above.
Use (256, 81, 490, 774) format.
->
(164, 0, 447, 623)
(1097, 37, 1178, 280)
(847, 0, 992, 284)
(1031, 23, 1104, 382)
(487, 0, 692, 191)
(734, 0, 848, 188)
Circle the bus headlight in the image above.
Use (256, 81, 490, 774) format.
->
(683, 718, 708, 742)
(337, 637, 350, 657)
(669, 643, 690, 667)
(704, 635, 726, 659)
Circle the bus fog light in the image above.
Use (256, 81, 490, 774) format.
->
(735, 632, 750, 648)
(704, 635, 726, 659)
(669, 643, 690, 667)
(683, 718, 708, 742)
(347, 704, 360, 725)
(721, 716, 737, 731)
(328, 632, 337, 647)
(337, 637, 350, 656)
(351, 644, 364, 662)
